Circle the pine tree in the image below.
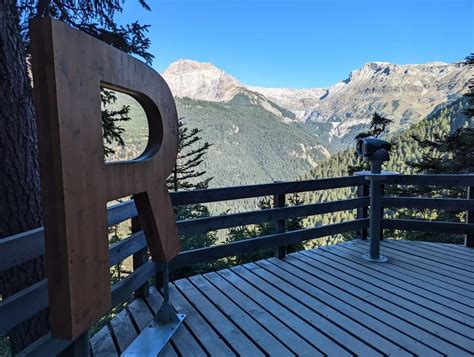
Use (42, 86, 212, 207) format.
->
(348, 112, 393, 174)
(0, 0, 152, 351)
(167, 117, 217, 278)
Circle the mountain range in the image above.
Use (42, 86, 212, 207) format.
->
(111, 59, 472, 190)
(163, 59, 471, 145)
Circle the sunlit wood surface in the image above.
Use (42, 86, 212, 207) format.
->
(92, 239, 474, 356)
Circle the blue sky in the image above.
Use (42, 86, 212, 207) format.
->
(117, 0, 473, 88)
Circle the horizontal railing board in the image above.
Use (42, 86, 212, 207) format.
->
(171, 219, 370, 269)
(109, 231, 147, 266)
(0, 279, 48, 336)
(0, 228, 44, 272)
(177, 197, 369, 235)
(382, 197, 474, 211)
(386, 174, 474, 187)
(17, 333, 71, 357)
(111, 260, 158, 307)
(383, 219, 474, 235)
(0, 247, 157, 336)
(0, 176, 365, 272)
(108, 201, 138, 226)
(170, 176, 364, 206)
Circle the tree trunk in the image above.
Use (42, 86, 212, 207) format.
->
(0, 1, 49, 353)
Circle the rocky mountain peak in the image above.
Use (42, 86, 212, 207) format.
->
(162, 59, 242, 102)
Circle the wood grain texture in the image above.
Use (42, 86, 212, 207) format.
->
(29, 17, 179, 339)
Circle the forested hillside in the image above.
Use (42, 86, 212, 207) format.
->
(109, 93, 330, 188)
(300, 99, 472, 234)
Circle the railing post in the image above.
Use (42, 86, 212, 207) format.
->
(59, 331, 90, 357)
(362, 161, 390, 263)
(357, 183, 369, 239)
(380, 184, 385, 241)
(466, 186, 473, 247)
(132, 217, 149, 298)
(273, 192, 286, 259)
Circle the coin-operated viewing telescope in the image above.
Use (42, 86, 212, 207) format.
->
(355, 137, 392, 263)
(356, 138, 391, 174)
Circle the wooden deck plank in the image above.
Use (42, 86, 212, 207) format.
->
(380, 240, 474, 277)
(339, 242, 473, 307)
(145, 287, 206, 356)
(89, 240, 472, 356)
(283, 254, 472, 356)
(254, 259, 417, 356)
(168, 320, 207, 357)
(174, 278, 265, 356)
(407, 241, 474, 261)
(168, 284, 236, 356)
(109, 309, 137, 353)
(203, 271, 319, 356)
(265, 256, 444, 356)
(318, 245, 473, 321)
(358, 241, 474, 288)
(127, 298, 154, 331)
(158, 343, 178, 357)
(300, 249, 473, 338)
(188, 274, 294, 356)
(352, 243, 473, 297)
(239, 263, 384, 356)
(90, 325, 118, 357)
(217, 268, 337, 356)
(383, 240, 474, 272)
(421, 241, 474, 257)
(292, 252, 474, 354)
(229, 265, 353, 357)
(297, 248, 472, 330)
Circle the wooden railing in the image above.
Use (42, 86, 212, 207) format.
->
(382, 175, 474, 243)
(0, 174, 473, 355)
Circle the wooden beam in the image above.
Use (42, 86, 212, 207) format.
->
(386, 174, 474, 187)
(383, 219, 474, 235)
(171, 219, 370, 269)
(170, 176, 365, 206)
(177, 197, 369, 235)
(382, 197, 474, 211)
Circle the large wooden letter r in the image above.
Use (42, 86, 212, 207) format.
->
(30, 18, 180, 340)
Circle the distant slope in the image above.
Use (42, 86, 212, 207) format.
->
(111, 92, 330, 188)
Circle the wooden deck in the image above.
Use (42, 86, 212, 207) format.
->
(92, 239, 474, 356)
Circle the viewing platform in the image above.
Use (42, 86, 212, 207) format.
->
(93, 239, 474, 357)
(1, 174, 473, 356)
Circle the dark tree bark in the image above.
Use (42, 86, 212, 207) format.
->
(0, 0, 48, 353)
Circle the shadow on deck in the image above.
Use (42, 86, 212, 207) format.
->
(93, 239, 474, 356)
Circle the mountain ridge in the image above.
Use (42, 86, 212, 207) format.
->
(162, 59, 472, 142)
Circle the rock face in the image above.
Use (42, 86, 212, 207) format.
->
(305, 61, 471, 137)
(162, 59, 242, 102)
(162, 59, 472, 139)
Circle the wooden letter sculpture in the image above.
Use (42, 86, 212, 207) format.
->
(30, 17, 180, 340)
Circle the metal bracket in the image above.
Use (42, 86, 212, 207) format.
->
(122, 311, 185, 356)
(362, 253, 389, 263)
(122, 263, 186, 356)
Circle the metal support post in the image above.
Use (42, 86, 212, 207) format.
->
(362, 160, 389, 263)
